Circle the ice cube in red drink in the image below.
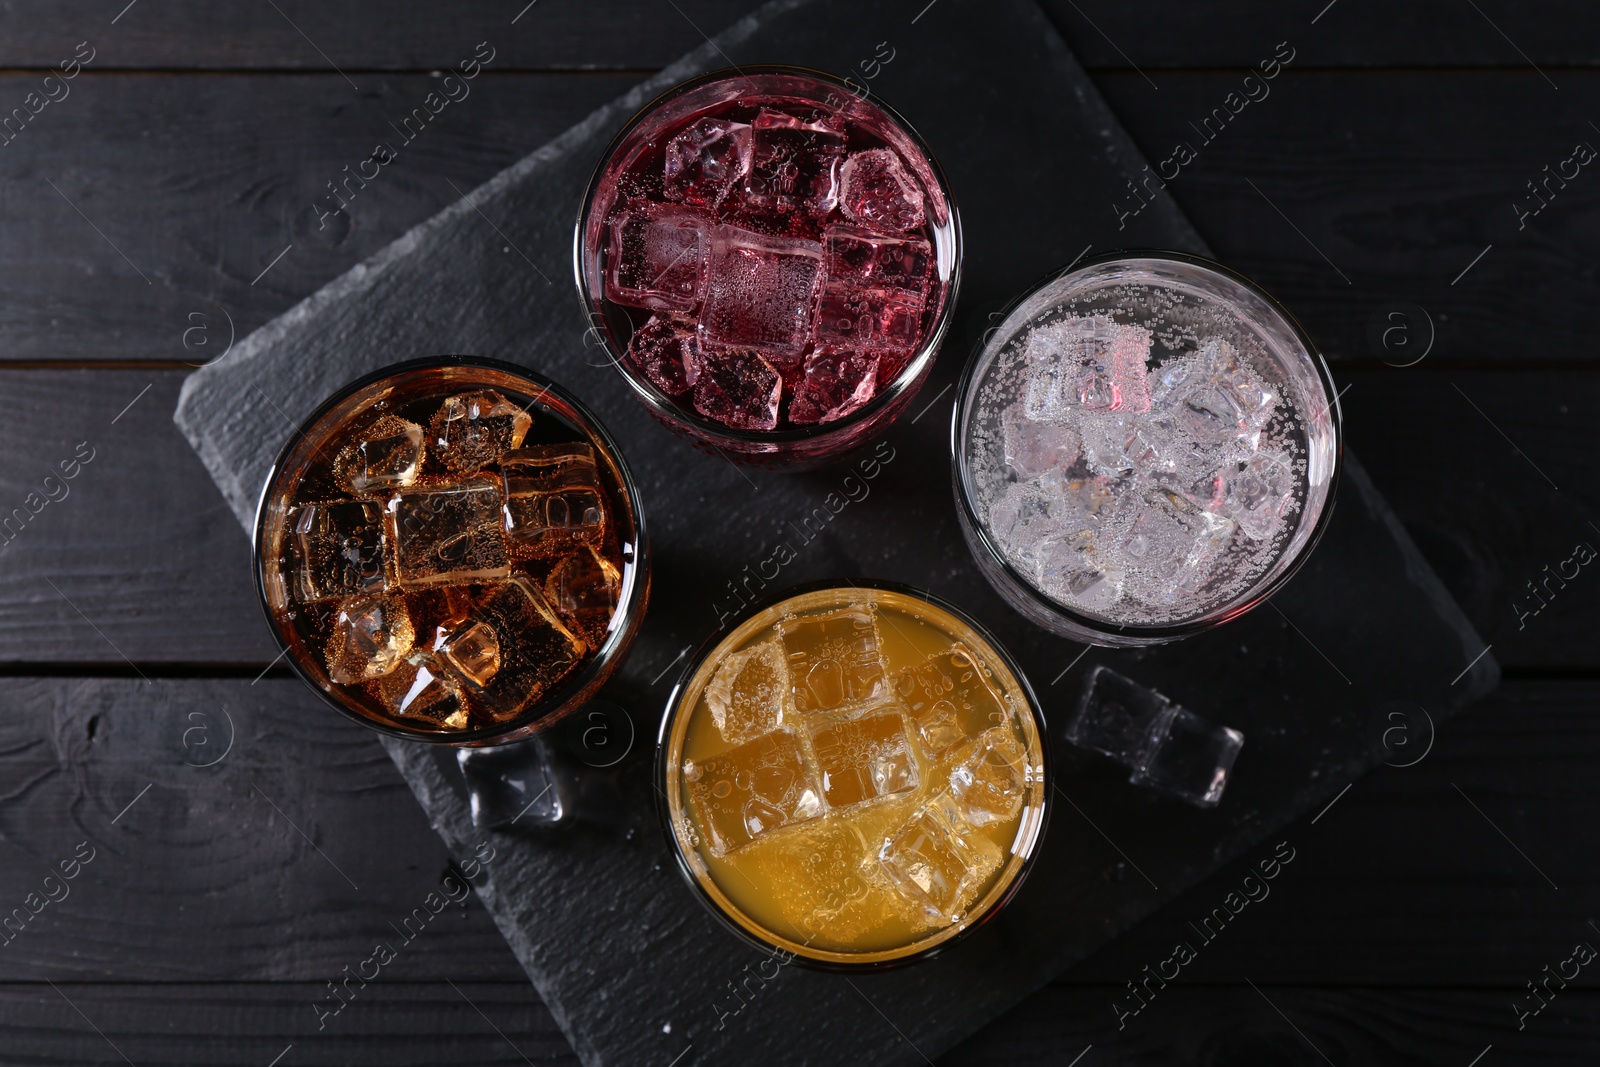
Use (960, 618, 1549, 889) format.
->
(698, 226, 823, 359)
(606, 200, 711, 312)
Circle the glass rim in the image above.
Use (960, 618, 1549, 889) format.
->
(251, 354, 651, 746)
(653, 576, 1052, 971)
(950, 248, 1345, 642)
(571, 63, 964, 447)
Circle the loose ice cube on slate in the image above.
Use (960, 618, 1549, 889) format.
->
(838, 148, 925, 232)
(435, 619, 502, 688)
(372, 653, 467, 730)
(334, 415, 425, 495)
(878, 793, 1002, 924)
(823, 226, 932, 292)
(808, 707, 919, 810)
(692, 349, 782, 430)
(326, 594, 414, 684)
(287, 500, 386, 604)
(663, 117, 753, 207)
(743, 108, 847, 215)
(544, 546, 621, 646)
(684, 728, 824, 857)
(605, 199, 712, 312)
(626, 316, 703, 397)
(815, 285, 924, 353)
(428, 390, 532, 474)
(787, 347, 879, 425)
(1069, 666, 1243, 808)
(1023, 315, 1153, 420)
(1002, 402, 1080, 477)
(386, 476, 510, 589)
(892, 644, 1010, 756)
(949, 727, 1027, 826)
(456, 574, 586, 722)
(704, 639, 788, 747)
(500, 444, 606, 557)
(698, 227, 823, 358)
(780, 604, 887, 714)
(1218, 450, 1296, 541)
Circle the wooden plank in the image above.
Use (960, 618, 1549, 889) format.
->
(0, 676, 1591, 989)
(0, 72, 629, 363)
(0, 367, 1583, 668)
(0, 982, 578, 1067)
(2, 70, 1597, 366)
(0, 0, 1596, 70)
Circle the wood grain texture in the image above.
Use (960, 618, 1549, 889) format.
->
(1, 0, 1596, 70)
(0, 677, 1588, 990)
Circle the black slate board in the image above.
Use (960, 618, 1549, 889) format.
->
(173, 0, 1500, 1063)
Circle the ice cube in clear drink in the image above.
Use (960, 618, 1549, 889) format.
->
(1217, 450, 1296, 541)
(838, 148, 925, 233)
(326, 594, 415, 684)
(684, 727, 824, 857)
(780, 604, 887, 715)
(386, 476, 510, 589)
(807, 707, 919, 810)
(663, 117, 753, 208)
(1118, 489, 1236, 604)
(605, 199, 712, 313)
(334, 415, 425, 495)
(1152, 340, 1279, 450)
(878, 793, 1002, 924)
(1023, 315, 1153, 420)
(704, 639, 789, 747)
(697, 227, 823, 359)
(428, 390, 532, 475)
(500, 444, 606, 558)
(286, 500, 387, 604)
(1001, 403, 1080, 477)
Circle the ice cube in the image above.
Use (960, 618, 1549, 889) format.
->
(663, 117, 753, 207)
(1151, 340, 1279, 450)
(752, 819, 890, 943)
(435, 619, 501, 687)
(948, 727, 1027, 826)
(1119, 489, 1236, 603)
(704, 639, 789, 747)
(333, 415, 425, 495)
(286, 500, 386, 604)
(428, 390, 533, 474)
(787, 347, 879, 425)
(683, 727, 824, 857)
(1032, 533, 1124, 614)
(326, 594, 415, 684)
(698, 226, 823, 359)
(544, 546, 621, 646)
(1022, 315, 1153, 420)
(500, 444, 607, 557)
(691, 349, 782, 430)
(385, 476, 510, 589)
(779, 604, 887, 714)
(878, 793, 1002, 924)
(1216, 450, 1296, 541)
(892, 644, 1010, 756)
(838, 148, 925, 233)
(604, 199, 712, 312)
(743, 108, 847, 215)
(823, 226, 932, 291)
(1068, 666, 1243, 808)
(807, 707, 919, 810)
(1002, 403, 1080, 477)
(814, 285, 924, 353)
(451, 574, 586, 722)
(625, 316, 703, 397)
(371, 652, 467, 730)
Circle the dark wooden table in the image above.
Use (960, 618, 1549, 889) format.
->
(1, 2, 1595, 1063)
